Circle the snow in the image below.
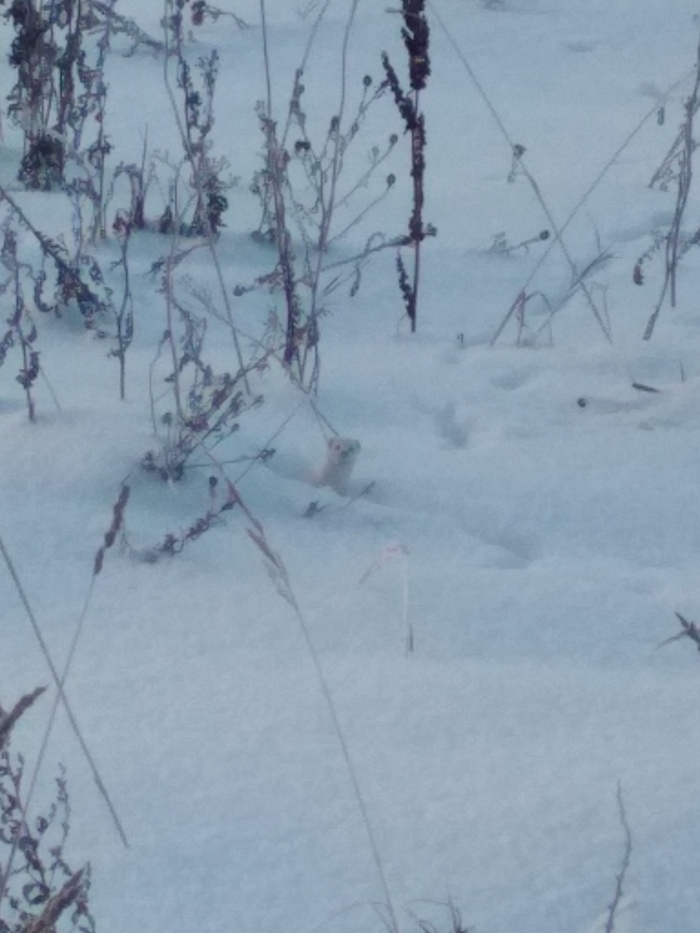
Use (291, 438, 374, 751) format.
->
(2, 1, 700, 932)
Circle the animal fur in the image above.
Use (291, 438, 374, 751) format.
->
(315, 437, 361, 495)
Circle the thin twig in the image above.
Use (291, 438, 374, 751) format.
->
(280, 0, 334, 148)
(604, 784, 632, 933)
(426, 0, 695, 345)
(0, 535, 128, 921)
(644, 27, 700, 340)
(245, 518, 400, 933)
(657, 611, 700, 653)
(0, 530, 129, 849)
(304, 0, 362, 383)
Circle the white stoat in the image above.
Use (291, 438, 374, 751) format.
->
(315, 437, 361, 495)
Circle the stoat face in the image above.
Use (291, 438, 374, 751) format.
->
(328, 438, 361, 462)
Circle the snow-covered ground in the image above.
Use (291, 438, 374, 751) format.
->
(2, 1, 700, 932)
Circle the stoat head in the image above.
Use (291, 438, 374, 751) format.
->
(327, 437, 361, 461)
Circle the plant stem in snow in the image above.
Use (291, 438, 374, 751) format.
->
(246, 515, 400, 933)
(161, 0, 251, 393)
(644, 28, 700, 340)
(603, 784, 632, 933)
(383, 0, 431, 332)
(0, 531, 129, 854)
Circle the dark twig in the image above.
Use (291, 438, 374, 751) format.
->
(643, 28, 700, 340)
(603, 784, 632, 933)
(658, 611, 700, 653)
(0, 526, 129, 848)
(382, 0, 431, 332)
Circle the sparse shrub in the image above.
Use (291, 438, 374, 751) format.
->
(3, 0, 110, 205)
(0, 186, 115, 331)
(0, 0, 124, 360)
(641, 36, 700, 339)
(0, 688, 95, 933)
(162, 0, 233, 238)
(142, 244, 264, 481)
(251, 0, 395, 389)
(123, 474, 241, 559)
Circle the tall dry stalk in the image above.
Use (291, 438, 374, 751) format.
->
(382, 0, 431, 333)
(643, 28, 700, 340)
(258, 0, 363, 388)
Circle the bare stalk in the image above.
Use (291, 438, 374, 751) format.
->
(603, 784, 632, 933)
(382, 1, 431, 333)
(302, 0, 361, 380)
(410, 85, 423, 334)
(644, 28, 700, 340)
(0, 529, 129, 861)
(426, 1, 612, 343)
(245, 512, 400, 933)
(164, 245, 185, 423)
(259, 0, 301, 371)
(161, 0, 251, 393)
(279, 0, 333, 148)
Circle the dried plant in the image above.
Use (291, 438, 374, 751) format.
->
(143, 243, 264, 481)
(0, 181, 116, 333)
(0, 225, 40, 420)
(407, 900, 473, 933)
(639, 29, 700, 339)
(253, 0, 394, 389)
(106, 135, 152, 233)
(123, 474, 240, 559)
(65, 3, 114, 243)
(658, 611, 700, 654)
(0, 689, 95, 933)
(487, 229, 550, 257)
(3, 0, 111, 203)
(189, 0, 249, 28)
(244, 507, 400, 933)
(161, 0, 232, 238)
(83, 0, 164, 56)
(0, 516, 129, 851)
(97, 209, 135, 400)
(382, 0, 433, 332)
